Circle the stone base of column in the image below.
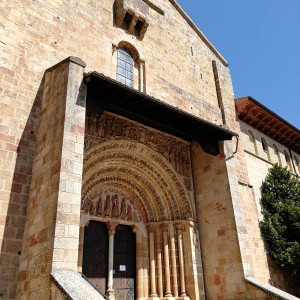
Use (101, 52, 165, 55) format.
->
(162, 296, 176, 300)
(148, 297, 160, 300)
(106, 288, 115, 300)
(176, 296, 190, 300)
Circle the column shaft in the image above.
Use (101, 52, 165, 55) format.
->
(136, 229, 144, 300)
(163, 225, 172, 297)
(106, 222, 117, 299)
(148, 227, 158, 298)
(107, 234, 114, 289)
(155, 227, 163, 298)
(170, 227, 178, 297)
(176, 224, 187, 297)
(139, 60, 144, 92)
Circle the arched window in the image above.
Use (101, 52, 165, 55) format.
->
(116, 48, 134, 88)
(284, 150, 293, 172)
(294, 156, 300, 175)
(273, 144, 282, 166)
(261, 138, 271, 161)
(248, 130, 258, 155)
(114, 41, 146, 92)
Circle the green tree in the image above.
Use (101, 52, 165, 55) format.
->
(260, 164, 300, 274)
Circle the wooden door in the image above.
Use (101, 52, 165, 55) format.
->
(82, 221, 108, 294)
(113, 225, 136, 300)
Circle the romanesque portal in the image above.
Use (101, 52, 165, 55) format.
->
(79, 112, 203, 300)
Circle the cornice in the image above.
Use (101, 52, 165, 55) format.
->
(236, 96, 300, 154)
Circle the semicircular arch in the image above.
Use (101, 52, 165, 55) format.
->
(82, 139, 194, 222)
(118, 41, 140, 62)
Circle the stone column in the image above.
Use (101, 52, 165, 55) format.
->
(181, 220, 201, 300)
(170, 225, 178, 298)
(162, 224, 174, 299)
(106, 222, 117, 299)
(135, 227, 144, 300)
(139, 60, 146, 93)
(155, 226, 164, 298)
(143, 235, 149, 299)
(147, 225, 159, 299)
(175, 223, 189, 300)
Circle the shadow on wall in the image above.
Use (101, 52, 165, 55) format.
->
(267, 256, 300, 297)
(0, 77, 44, 299)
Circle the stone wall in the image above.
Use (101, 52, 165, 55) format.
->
(0, 0, 235, 297)
(240, 121, 300, 205)
(16, 57, 86, 299)
(191, 142, 247, 299)
(239, 120, 300, 295)
(0, 0, 289, 299)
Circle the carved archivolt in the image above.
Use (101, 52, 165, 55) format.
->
(85, 112, 192, 180)
(82, 138, 194, 222)
(83, 112, 195, 222)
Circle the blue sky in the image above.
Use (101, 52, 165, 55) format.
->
(177, 0, 300, 129)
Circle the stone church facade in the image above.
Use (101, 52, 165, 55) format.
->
(0, 0, 299, 299)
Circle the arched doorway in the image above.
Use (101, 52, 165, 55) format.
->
(82, 221, 136, 300)
(79, 112, 203, 300)
(113, 224, 136, 300)
(82, 221, 108, 293)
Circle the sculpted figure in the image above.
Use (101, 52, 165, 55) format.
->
(104, 195, 111, 217)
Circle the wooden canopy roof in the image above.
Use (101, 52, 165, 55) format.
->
(84, 72, 237, 155)
(236, 96, 300, 153)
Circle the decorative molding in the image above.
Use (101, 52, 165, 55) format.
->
(106, 221, 118, 235)
(244, 149, 273, 166)
(236, 97, 300, 153)
(83, 140, 194, 222)
(83, 112, 196, 222)
(82, 192, 140, 223)
(175, 223, 184, 232)
(162, 223, 169, 233)
(85, 112, 192, 180)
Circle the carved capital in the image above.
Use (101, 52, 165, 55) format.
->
(132, 225, 138, 233)
(175, 222, 184, 232)
(146, 223, 156, 233)
(184, 219, 198, 232)
(162, 222, 169, 233)
(137, 58, 145, 68)
(107, 221, 118, 235)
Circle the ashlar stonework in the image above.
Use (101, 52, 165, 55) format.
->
(0, 0, 299, 299)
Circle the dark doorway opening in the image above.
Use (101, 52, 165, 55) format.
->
(82, 221, 108, 294)
(114, 224, 136, 300)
